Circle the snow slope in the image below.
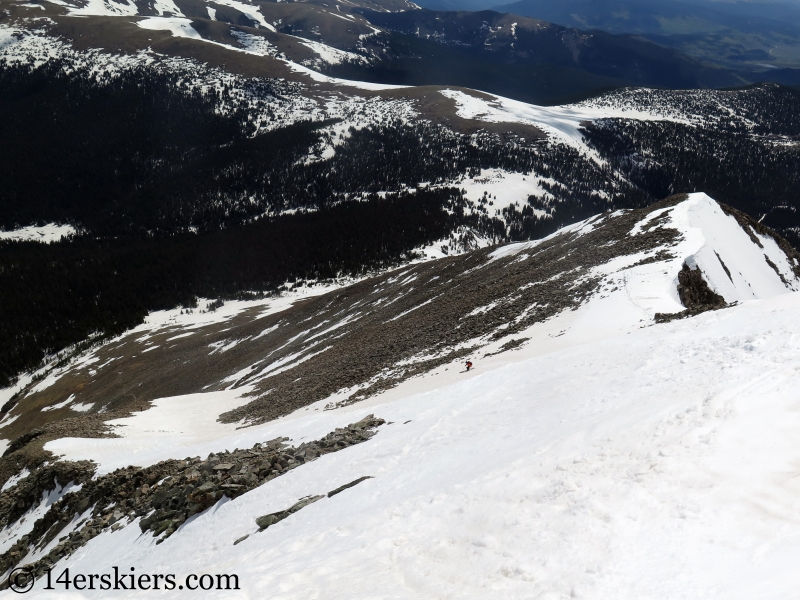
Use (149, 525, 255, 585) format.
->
(440, 88, 686, 148)
(0, 223, 76, 243)
(34, 275, 800, 599)
(438, 87, 779, 152)
(14, 193, 799, 598)
(490, 192, 798, 317)
(136, 17, 201, 39)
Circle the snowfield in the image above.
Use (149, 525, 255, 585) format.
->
(15, 193, 800, 598)
(0, 223, 76, 243)
(136, 17, 202, 40)
(439, 88, 686, 149)
(439, 86, 786, 152)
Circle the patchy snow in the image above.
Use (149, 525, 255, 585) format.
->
(449, 168, 549, 215)
(21, 506, 94, 566)
(41, 393, 75, 412)
(0, 468, 30, 492)
(67, 0, 138, 17)
(152, 0, 183, 16)
(207, 0, 275, 30)
(46, 388, 255, 475)
(0, 223, 76, 243)
(489, 213, 607, 262)
(136, 17, 202, 39)
(0, 479, 81, 554)
(295, 37, 367, 65)
(166, 331, 195, 342)
(0, 414, 19, 431)
(283, 57, 410, 90)
(490, 193, 799, 321)
(229, 29, 279, 57)
(0, 23, 415, 138)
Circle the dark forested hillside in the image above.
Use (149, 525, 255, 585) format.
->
(2, 55, 799, 389)
(0, 189, 471, 387)
(581, 88, 800, 246)
(0, 60, 300, 235)
(0, 56, 646, 385)
(326, 10, 741, 102)
(0, 58, 649, 236)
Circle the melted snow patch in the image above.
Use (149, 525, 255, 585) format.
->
(42, 394, 75, 412)
(0, 414, 19, 429)
(45, 388, 255, 476)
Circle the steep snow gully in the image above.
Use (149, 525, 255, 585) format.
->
(2, 193, 800, 598)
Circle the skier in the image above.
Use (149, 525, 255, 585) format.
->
(465, 360, 473, 372)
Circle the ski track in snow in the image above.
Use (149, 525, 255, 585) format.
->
(28, 193, 800, 599)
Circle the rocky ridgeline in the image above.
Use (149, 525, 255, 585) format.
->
(0, 461, 95, 532)
(0, 415, 384, 587)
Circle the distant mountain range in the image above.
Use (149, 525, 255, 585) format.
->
(332, 9, 746, 102)
(2, 0, 797, 105)
(417, 0, 800, 74)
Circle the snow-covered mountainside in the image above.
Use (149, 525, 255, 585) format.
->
(1, 193, 800, 596)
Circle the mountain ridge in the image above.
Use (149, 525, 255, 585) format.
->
(2, 194, 800, 596)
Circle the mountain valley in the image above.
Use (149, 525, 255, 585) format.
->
(2, 194, 800, 596)
(1, 0, 800, 595)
